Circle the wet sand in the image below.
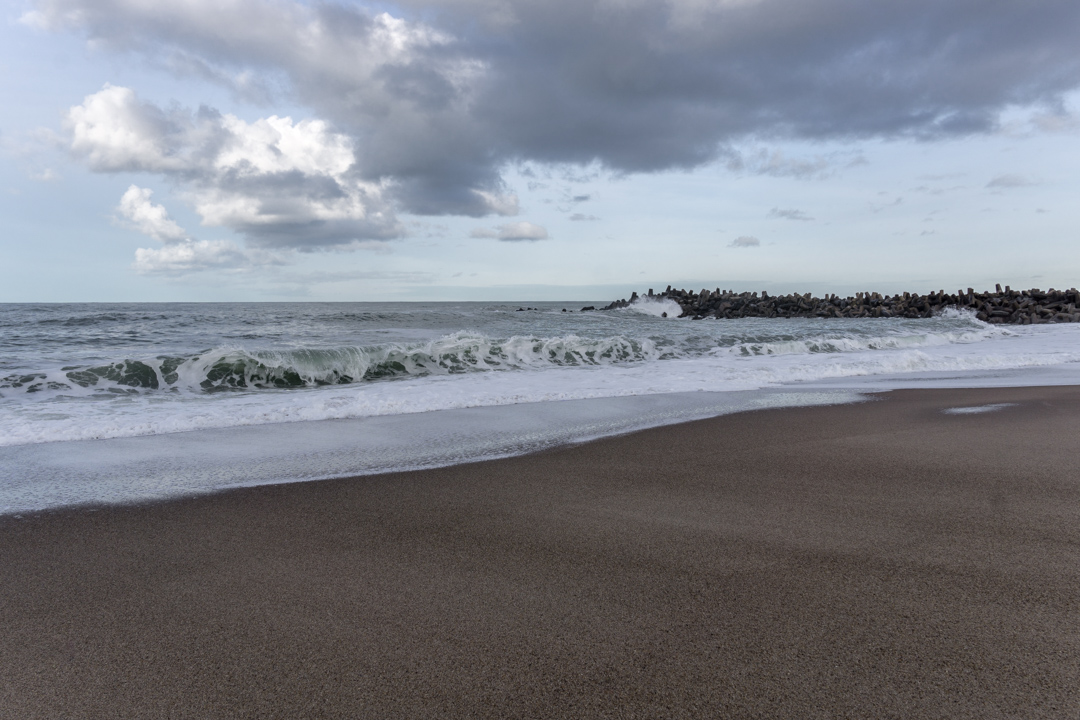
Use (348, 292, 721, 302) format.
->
(2, 386, 1079, 718)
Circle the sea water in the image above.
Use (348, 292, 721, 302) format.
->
(3, 299, 1080, 512)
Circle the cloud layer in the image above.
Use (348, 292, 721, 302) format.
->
(117, 185, 256, 273)
(33, 0, 1080, 249)
(69, 85, 402, 248)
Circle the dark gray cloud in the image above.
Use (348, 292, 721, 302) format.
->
(33, 0, 1080, 225)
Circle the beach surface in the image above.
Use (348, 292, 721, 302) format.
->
(2, 386, 1079, 718)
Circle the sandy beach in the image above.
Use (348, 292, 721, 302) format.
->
(1, 385, 1079, 718)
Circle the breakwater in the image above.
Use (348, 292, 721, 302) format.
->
(593, 285, 1080, 324)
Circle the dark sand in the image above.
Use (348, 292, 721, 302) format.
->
(2, 386, 1079, 719)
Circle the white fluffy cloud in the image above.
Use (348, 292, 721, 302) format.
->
(35, 0, 500, 215)
(37, 0, 1080, 168)
(117, 184, 261, 274)
(117, 185, 189, 243)
(68, 85, 402, 248)
(33, 0, 1080, 240)
(132, 240, 249, 274)
(67, 84, 210, 173)
(470, 222, 549, 241)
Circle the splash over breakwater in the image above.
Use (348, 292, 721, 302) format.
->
(598, 285, 1080, 324)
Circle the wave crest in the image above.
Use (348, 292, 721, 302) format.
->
(0, 317, 1015, 399)
(1, 332, 662, 397)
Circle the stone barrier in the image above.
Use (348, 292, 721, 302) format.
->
(590, 285, 1080, 324)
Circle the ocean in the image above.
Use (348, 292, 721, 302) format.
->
(3, 299, 1080, 513)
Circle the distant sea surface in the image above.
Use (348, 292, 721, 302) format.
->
(3, 300, 1080, 512)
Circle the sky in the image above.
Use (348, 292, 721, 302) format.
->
(2, 0, 1079, 302)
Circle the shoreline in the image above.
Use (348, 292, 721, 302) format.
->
(9, 357, 1080, 515)
(3, 385, 1080, 717)
(0, 387, 868, 515)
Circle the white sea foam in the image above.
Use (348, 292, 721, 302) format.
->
(4, 301, 1080, 513)
(942, 403, 1017, 414)
(727, 324, 1006, 356)
(2, 321, 1079, 446)
(0, 389, 864, 514)
(0, 331, 664, 398)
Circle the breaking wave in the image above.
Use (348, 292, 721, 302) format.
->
(727, 324, 1006, 357)
(0, 332, 663, 397)
(0, 318, 1012, 399)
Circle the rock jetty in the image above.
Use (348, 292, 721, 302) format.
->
(589, 285, 1080, 324)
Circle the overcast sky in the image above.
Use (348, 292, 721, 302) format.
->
(2, 0, 1080, 301)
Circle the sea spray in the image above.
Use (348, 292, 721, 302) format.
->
(3, 302, 1080, 447)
